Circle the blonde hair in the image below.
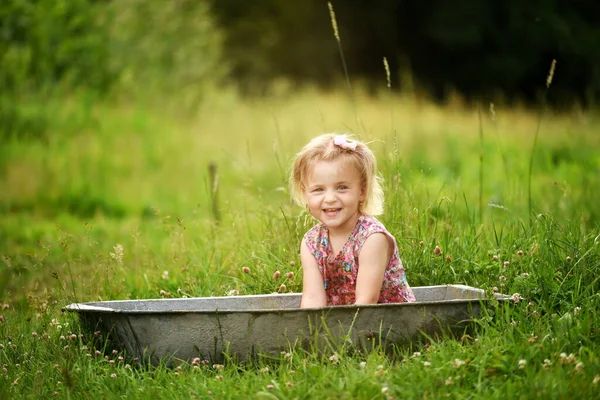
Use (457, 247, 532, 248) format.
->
(289, 133, 384, 215)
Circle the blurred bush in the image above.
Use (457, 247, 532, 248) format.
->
(108, 0, 226, 106)
(0, 0, 225, 139)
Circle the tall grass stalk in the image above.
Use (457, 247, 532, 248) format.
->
(528, 59, 557, 227)
(478, 105, 484, 224)
(327, 2, 359, 131)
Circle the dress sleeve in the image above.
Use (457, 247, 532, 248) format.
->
(353, 217, 397, 256)
(302, 225, 319, 257)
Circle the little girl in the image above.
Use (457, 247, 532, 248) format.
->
(290, 133, 416, 307)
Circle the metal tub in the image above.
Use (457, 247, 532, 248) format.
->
(64, 285, 509, 365)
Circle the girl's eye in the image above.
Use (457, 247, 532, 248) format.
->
(312, 188, 323, 192)
(337, 186, 348, 190)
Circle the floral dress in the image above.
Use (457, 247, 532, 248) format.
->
(303, 215, 416, 306)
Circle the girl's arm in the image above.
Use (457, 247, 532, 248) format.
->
(300, 238, 327, 308)
(355, 233, 391, 304)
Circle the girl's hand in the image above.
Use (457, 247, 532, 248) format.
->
(355, 233, 391, 304)
(300, 238, 327, 308)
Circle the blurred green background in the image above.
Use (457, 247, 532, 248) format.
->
(1, 0, 599, 302)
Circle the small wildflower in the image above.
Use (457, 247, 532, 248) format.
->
(212, 364, 224, 371)
(517, 250, 524, 256)
(381, 386, 389, 394)
(110, 373, 117, 379)
(445, 256, 452, 264)
(192, 357, 200, 366)
(445, 377, 453, 386)
(272, 271, 281, 280)
(411, 352, 422, 358)
(227, 289, 239, 296)
(503, 261, 510, 267)
(419, 241, 424, 247)
(574, 307, 581, 315)
(95, 350, 101, 356)
(60, 336, 65, 341)
(559, 353, 576, 365)
(267, 384, 274, 389)
(174, 371, 179, 376)
(63, 345, 69, 350)
(286, 271, 294, 279)
(161, 270, 169, 280)
(112, 349, 118, 355)
(492, 255, 499, 261)
(522, 272, 529, 277)
(359, 361, 367, 368)
(215, 375, 224, 381)
(69, 334, 77, 341)
(286, 381, 293, 387)
(109, 360, 115, 365)
(511, 293, 522, 303)
(279, 284, 286, 292)
(329, 354, 339, 364)
(434, 246, 442, 255)
(518, 359, 527, 369)
(260, 367, 269, 373)
(499, 275, 507, 281)
(566, 256, 572, 263)
(528, 336, 537, 344)
(118, 356, 124, 361)
(593, 375, 600, 385)
(543, 359, 552, 370)
(242, 267, 250, 274)
(493, 287, 498, 293)
(423, 361, 431, 367)
(575, 362, 584, 373)
(110, 244, 124, 264)
(452, 359, 465, 368)
(289, 261, 295, 266)
(31, 332, 38, 337)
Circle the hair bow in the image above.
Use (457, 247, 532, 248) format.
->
(333, 135, 357, 151)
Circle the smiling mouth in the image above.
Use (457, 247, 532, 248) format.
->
(323, 208, 341, 213)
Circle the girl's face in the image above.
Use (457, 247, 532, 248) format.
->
(303, 158, 365, 235)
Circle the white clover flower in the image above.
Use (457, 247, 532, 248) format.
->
(574, 307, 581, 315)
(518, 359, 527, 369)
(452, 359, 465, 368)
(543, 359, 552, 370)
(359, 361, 367, 368)
(329, 353, 339, 364)
(511, 293, 522, 303)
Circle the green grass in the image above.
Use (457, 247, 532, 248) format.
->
(1, 88, 599, 399)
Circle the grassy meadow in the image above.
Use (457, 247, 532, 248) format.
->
(1, 88, 599, 398)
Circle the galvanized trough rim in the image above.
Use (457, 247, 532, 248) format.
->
(63, 284, 511, 315)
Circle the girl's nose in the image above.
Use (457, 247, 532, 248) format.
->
(324, 190, 336, 202)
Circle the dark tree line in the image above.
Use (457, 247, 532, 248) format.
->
(209, 0, 600, 106)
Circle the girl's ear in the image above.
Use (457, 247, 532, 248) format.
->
(360, 184, 367, 201)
